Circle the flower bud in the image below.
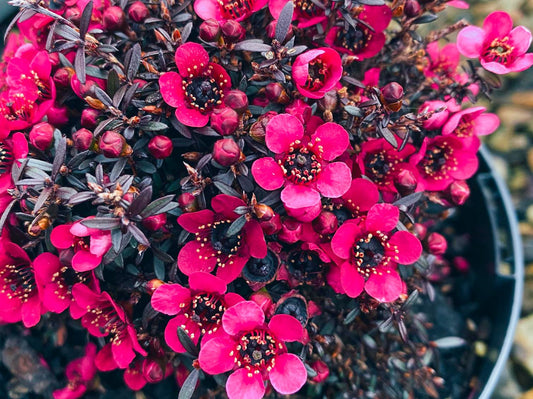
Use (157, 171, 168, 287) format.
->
(413, 223, 427, 240)
(278, 218, 303, 244)
(381, 82, 404, 112)
(453, 256, 469, 273)
(29, 122, 54, 151)
(260, 213, 282, 235)
(142, 359, 165, 384)
(404, 0, 421, 17)
(253, 203, 275, 221)
(72, 128, 93, 151)
(249, 111, 277, 142)
(148, 135, 173, 159)
(99, 131, 125, 158)
(46, 105, 69, 126)
(265, 82, 290, 104)
(309, 360, 330, 384)
(224, 90, 249, 114)
(178, 192, 197, 212)
(394, 169, 417, 196)
(427, 232, 447, 255)
(128, 1, 149, 22)
(53, 67, 74, 87)
(250, 290, 274, 316)
(312, 211, 338, 235)
(81, 108, 100, 129)
(210, 107, 239, 136)
(199, 19, 221, 42)
(103, 6, 126, 31)
(212, 138, 241, 167)
(145, 279, 164, 294)
(449, 180, 470, 205)
(318, 89, 338, 111)
(142, 213, 167, 231)
(221, 20, 245, 42)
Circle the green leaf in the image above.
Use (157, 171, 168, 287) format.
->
(81, 218, 121, 230)
(178, 368, 200, 399)
(226, 214, 246, 237)
(139, 121, 169, 132)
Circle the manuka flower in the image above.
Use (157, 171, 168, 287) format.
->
(457, 11, 533, 74)
(177, 194, 267, 282)
(50, 219, 112, 272)
(251, 114, 351, 211)
(0, 240, 46, 327)
(159, 42, 231, 127)
(330, 203, 422, 302)
(0, 132, 28, 193)
(199, 301, 307, 399)
(71, 283, 147, 369)
(151, 272, 243, 353)
(53, 343, 97, 399)
(194, 0, 267, 22)
(442, 106, 499, 150)
(292, 48, 343, 99)
(269, 0, 327, 28)
(423, 42, 460, 80)
(324, 5, 391, 60)
(410, 135, 478, 192)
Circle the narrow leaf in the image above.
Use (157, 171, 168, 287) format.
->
(81, 218, 121, 230)
(79, 0, 93, 39)
(75, 47, 86, 84)
(177, 328, 199, 357)
(226, 214, 246, 238)
(129, 224, 150, 246)
(275, 1, 294, 43)
(178, 368, 200, 399)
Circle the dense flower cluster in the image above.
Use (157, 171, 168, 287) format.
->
(0, 0, 530, 398)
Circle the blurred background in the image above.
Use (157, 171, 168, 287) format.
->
(0, 0, 533, 397)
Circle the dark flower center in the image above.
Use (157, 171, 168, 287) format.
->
(242, 250, 279, 283)
(0, 142, 13, 174)
(275, 296, 308, 326)
(365, 151, 394, 181)
(186, 293, 225, 333)
(218, 0, 253, 19)
(287, 250, 323, 282)
(352, 233, 389, 273)
(421, 145, 451, 177)
(0, 263, 37, 303)
(211, 220, 242, 255)
(484, 38, 514, 64)
(304, 59, 328, 91)
(293, 0, 323, 16)
(337, 26, 370, 52)
(235, 330, 282, 371)
(184, 77, 222, 112)
(280, 141, 323, 184)
(0, 94, 35, 122)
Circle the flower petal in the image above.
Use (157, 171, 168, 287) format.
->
(178, 209, 215, 233)
(159, 72, 184, 108)
(387, 231, 422, 264)
(21, 295, 41, 328)
(268, 314, 304, 342)
(223, 301, 264, 335)
(483, 11, 513, 41)
(226, 368, 265, 399)
(456, 26, 485, 58)
(331, 221, 361, 259)
(211, 194, 247, 219)
(112, 337, 135, 369)
(175, 105, 210, 127)
(151, 283, 191, 315)
(340, 262, 365, 298)
(509, 26, 533, 55)
(280, 184, 320, 209)
(265, 114, 304, 154)
(177, 241, 217, 275)
(243, 220, 267, 259)
(89, 231, 112, 257)
(189, 272, 227, 294)
(164, 315, 200, 353)
(311, 123, 349, 161)
(198, 332, 236, 374)
(175, 42, 209, 78)
(342, 178, 380, 212)
(251, 157, 285, 190)
(365, 203, 399, 233)
(71, 250, 102, 272)
(316, 162, 352, 198)
(50, 224, 74, 249)
(365, 268, 403, 302)
(269, 353, 307, 395)
(216, 255, 248, 283)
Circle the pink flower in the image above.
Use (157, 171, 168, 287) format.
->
(339, 178, 380, 219)
(151, 272, 243, 352)
(53, 343, 97, 399)
(71, 283, 147, 369)
(324, 5, 392, 60)
(330, 203, 422, 302)
(292, 48, 343, 99)
(269, 0, 327, 28)
(159, 43, 231, 127)
(251, 114, 351, 211)
(0, 240, 46, 327)
(410, 135, 479, 192)
(0, 132, 28, 193)
(424, 42, 460, 79)
(50, 219, 112, 272)
(177, 194, 267, 282)
(457, 11, 533, 74)
(194, 0, 267, 22)
(442, 106, 499, 149)
(199, 301, 307, 399)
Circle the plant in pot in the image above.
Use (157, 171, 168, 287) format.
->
(0, 0, 527, 398)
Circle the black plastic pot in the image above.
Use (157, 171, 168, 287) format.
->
(463, 146, 524, 399)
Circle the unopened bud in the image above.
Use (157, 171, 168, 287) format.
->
(81, 108, 101, 129)
(211, 107, 239, 136)
(53, 67, 74, 87)
(286, 99, 312, 124)
(449, 180, 470, 205)
(145, 279, 164, 294)
(404, 0, 421, 17)
(249, 111, 277, 142)
(394, 169, 417, 196)
(265, 82, 290, 104)
(128, 1, 149, 22)
(224, 90, 249, 114)
(99, 131, 125, 158)
(212, 138, 241, 167)
(381, 82, 404, 111)
(142, 359, 165, 384)
(250, 290, 274, 316)
(178, 192, 197, 212)
(427, 232, 447, 255)
(254, 203, 275, 221)
(309, 360, 330, 384)
(278, 218, 303, 244)
(199, 19, 221, 42)
(413, 223, 427, 240)
(72, 128, 93, 151)
(29, 122, 55, 151)
(148, 135, 173, 159)
(221, 20, 245, 42)
(103, 6, 126, 31)
(46, 105, 69, 126)
(260, 213, 281, 235)
(312, 211, 338, 235)
(142, 214, 167, 231)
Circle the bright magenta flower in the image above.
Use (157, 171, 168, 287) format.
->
(269, 0, 327, 28)
(199, 301, 307, 399)
(177, 194, 267, 282)
(0, 240, 46, 327)
(324, 5, 391, 60)
(457, 11, 533, 74)
(195, 0, 267, 22)
(251, 114, 351, 211)
(53, 343, 97, 399)
(442, 106, 500, 150)
(292, 48, 343, 99)
(151, 272, 243, 353)
(424, 42, 460, 79)
(330, 203, 422, 302)
(410, 135, 479, 192)
(50, 219, 112, 272)
(159, 43, 231, 127)
(71, 283, 147, 369)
